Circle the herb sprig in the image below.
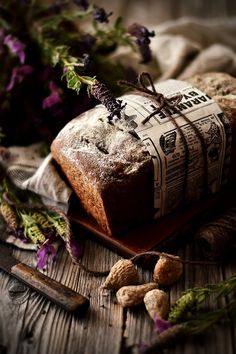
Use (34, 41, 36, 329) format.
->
(0, 1, 155, 145)
(168, 275, 236, 323)
(0, 177, 80, 269)
(143, 275, 236, 353)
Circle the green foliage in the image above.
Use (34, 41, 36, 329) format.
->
(169, 275, 236, 324)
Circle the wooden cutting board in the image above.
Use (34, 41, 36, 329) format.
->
(69, 189, 233, 257)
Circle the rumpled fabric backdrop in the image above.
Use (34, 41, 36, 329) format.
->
(0, 16, 236, 249)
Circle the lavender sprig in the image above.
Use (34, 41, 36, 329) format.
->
(32, 28, 125, 120)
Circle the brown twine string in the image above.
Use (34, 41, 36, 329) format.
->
(129, 251, 217, 266)
(119, 72, 209, 199)
(196, 206, 236, 260)
(71, 251, 218, 278)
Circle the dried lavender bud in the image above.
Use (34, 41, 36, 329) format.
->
(0, 200, 19, 230)
(20, 213, 46, 245)
(128, 23, 155, 63)
(93, 6, 113, 23)
(30, 211, 52, 230)
(91, 80, 125, 121)
(73, 0, 89, 10)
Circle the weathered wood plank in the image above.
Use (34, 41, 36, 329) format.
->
(1, 228, 236, 354)
(0, 238, 124, 354)
(123, 240, 236, 354)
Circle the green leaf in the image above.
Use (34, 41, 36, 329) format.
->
(68, 77, 81, 92)
(114, 16, 124, 31)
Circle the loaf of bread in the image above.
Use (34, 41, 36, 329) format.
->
(51, 72, 236, 236)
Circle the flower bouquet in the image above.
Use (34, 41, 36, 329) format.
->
(0, 0, 155, 146)
(0, 0, 155, 268)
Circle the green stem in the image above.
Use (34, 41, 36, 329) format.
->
(30, 23, 96, 93)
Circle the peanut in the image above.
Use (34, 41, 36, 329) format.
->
(102, 259, 139, 290)
(153, 254, 183, 286)
(144, 289, 169, 320)
(116, 282, 158, 307)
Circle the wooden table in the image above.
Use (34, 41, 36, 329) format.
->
(0, 217, 236, 354)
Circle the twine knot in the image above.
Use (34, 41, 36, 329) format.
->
(119, 72, 183, 124)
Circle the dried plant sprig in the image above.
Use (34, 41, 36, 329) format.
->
(168, 275, 236, 324)
(0, 199, 19, 230)
(19, 212, 46, 245)
(143, 298, 236, 353)
(0, 1, 155, 145)
(32, 28, 125, 120)
(0, 177, 81, 267)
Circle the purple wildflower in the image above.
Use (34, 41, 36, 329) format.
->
(6, 65, 33, 91)
(73, 0, 89, 10)
(154, 316, 172, 334)
(139, 342, 148, 354)
(42, 81, 62, 109)
(4, 34, 26, 64)
(93, 6, 113, 23)
(128, 23, 155, 63)
(36, 242, 57, 270)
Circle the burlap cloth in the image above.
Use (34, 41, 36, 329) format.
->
(117, 16, 236, 81)
(0, 17, 236, 250)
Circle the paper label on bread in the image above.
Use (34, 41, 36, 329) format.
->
(122, 80, 231, 218)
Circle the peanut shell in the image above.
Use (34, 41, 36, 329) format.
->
(102, 259, 139, 290)
(116, 282, 158, 307)
(144, 289, 169, 320)
(153, 254, 183, 286)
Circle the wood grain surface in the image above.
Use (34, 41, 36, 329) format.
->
(1, 1, 236, 354)
(1, 236, 236, 354)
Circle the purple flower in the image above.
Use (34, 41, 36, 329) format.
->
(93, 6, 113, 23)
(42, 81, 62, 109)
(36, 242, 57, 270)
(139, 342, 148, 354)
(128, 23, 155, 63)
(154, 316, 172, 334)
(6, 65, 33, 91)
(73, 0, 89, 10)
(4, 34, 26, 64)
